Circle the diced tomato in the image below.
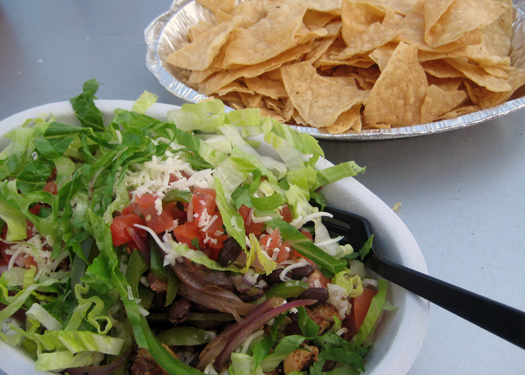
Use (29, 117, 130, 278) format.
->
(26, 221, 36, 239)
(164, 202, 186, 222)
(47, 168, 58, 182)
(260, 228, 281, 250)
(169, 172, 191, 183)
(23, 255, 38, 268)
(279, 204, 294, 223)
(300, 228, 313, 241)
(193, 187, 216, 198)
(110, 214, 147, 247)
(140, 205, 174, 234)
(169, 173, 180, 183)
(307, 270, 331, 289)
(343, 287, 378, 339)
(135, 193, 157, 207)
(201, 213, 228, 250)
(43, 181, 58, 195)
(173, 221, 203, 249)
(29, 204, 42, 216)
(204, 247, 221, 261)
(122, 203, 141, 216)
(238, 204, 264, 235)
(278, 240, 292, 263)
(260, 228, 288, 263)
(0, 225, 8, 255)
(193, 190, 216, 225)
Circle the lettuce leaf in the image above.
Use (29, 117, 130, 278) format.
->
(132, 91, 159, 114)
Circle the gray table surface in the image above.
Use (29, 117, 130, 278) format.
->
(1, 1, 525, 374)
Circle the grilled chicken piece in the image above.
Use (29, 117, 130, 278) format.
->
(131, 348, 171, 375)
(308, 302, 341, 334)
(283, 345, 319, 375)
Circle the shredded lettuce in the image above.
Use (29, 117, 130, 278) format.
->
(229, 353, 265, 375)
(332, 268, 364, 299)
(242, 233, 277, 275)
(132, 91, 159, 114)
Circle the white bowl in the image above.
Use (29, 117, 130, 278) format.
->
(0, 100, 430, 375)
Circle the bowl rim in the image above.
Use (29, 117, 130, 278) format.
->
(0, 100, 430, 375)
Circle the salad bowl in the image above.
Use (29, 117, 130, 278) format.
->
(0, 100, 430, 375)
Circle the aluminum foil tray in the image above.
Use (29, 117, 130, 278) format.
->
(145, 0, 525, 141)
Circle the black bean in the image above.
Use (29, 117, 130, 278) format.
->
(298, 288, 329, 303)
(290, 264, 314, 280)
(238, 287, 264, 302)
(188, 356, 200, 368)
(168, 298, 192, 324)
(264, 268, 284, 285)
(218, 237, 243, 267)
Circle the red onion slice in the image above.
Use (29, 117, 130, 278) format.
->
(127, 227, 149, 264)
(197, 297, 283, 371)
(171, 261, 256, 319)
(60, 350, 130, 375)
(213, 299, 317, 372)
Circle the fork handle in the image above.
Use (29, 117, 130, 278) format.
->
(368, 252, 525, 350)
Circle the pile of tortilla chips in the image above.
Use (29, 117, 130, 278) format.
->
(165, 0, 524, 134)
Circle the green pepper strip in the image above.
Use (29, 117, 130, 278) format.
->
(126, 250, 148, 300)
(150, 242, 168, 282)
(165, 268, 179, 307)
(264, 280, 308, 300)
(266, 218, 347, 274)
(156, 326, 216, 346)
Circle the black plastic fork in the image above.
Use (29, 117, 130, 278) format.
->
(321, 205, 525, 350)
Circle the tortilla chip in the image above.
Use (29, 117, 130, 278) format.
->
(304, 0, 343, 14)
(438, 104, 481, 119)
(420, 84, 468, 123)
(264, 97, 284, 115)
(476, 68, 525, 108)
(282, 99, 295, 122)
(305, 36, 339, 64)
(215, 10, 234, 24)
(215, 81, 254, 96)
(240, 93, 263, 108)
(197, 0, 235, 14)
(188, 21, 213, 42)
(303, 10, 336, 30)
(229, 0, 274, 28)
(421, 60, 464, 78)
(282, 61, 369, 128)
(244, 76, 288, 99)
(445, 57, 511, 92)
(326, 105, 363, 133)
(483, 0, 513, 57)
(166, 22, 234, 71)
(368, 0, 418, 15)
(364, 42, 428, 126)
(222, 1, 307, 67)
(341, 0, 386, 44)
(427, 76, 465, 91)
(424, 0, 508, 48)
(368, 42, 397, 71)
(205, 42, 312, 95)
(335, 23, 402, 59)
